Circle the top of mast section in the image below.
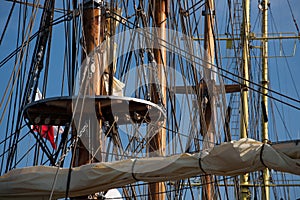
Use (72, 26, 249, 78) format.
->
(83, 0, 104, 8)
(24, 0, 168, 127)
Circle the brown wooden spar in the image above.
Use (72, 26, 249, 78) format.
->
(73, 0, 110, 199)
(148, 0, 167, 199)
(72, 1, 105, 199)
(202, 0, 215, 199)
(73, 0, 105, 169)
(171, 84, 241, 94)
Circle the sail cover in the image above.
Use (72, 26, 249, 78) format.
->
(0, 138, 299, 199)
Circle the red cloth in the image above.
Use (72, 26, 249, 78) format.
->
(32, 125, 56, 149)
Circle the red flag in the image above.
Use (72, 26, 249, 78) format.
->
(32, 89, 57, 149)
(32, 125, 56, 149)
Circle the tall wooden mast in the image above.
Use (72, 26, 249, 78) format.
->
(203, 0, 216, 199)
(74, 0, 105, 168)
(240, 0, 251, 199)
(71, 1, 106, 199)
(261, 0, 270, 199)
(148, 0, 167, 199)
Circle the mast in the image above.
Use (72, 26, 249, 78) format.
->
(72, 1, 105, 198)
(240, 0, 250, 199)
(261, 0, 270, 199)
(74, 0, 104, 167)
(149, 0, 167, 199)
(203, 0, 215, 199)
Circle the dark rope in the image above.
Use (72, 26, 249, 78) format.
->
(260, 143, 268, 168)
(198, 156, 207, 174)
(131, 158, 139, 182)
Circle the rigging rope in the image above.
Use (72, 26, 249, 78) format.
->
(286, 0, 300, 36)
(0, 1, 16, 45)
(109, 10, 300, 109)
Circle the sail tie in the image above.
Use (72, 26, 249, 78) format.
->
(259, 143, 268, 168)
(131, 158, 139, 182)
(198, 156, 207, 174)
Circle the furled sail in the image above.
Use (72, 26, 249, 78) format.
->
(0, 138, 299, 199)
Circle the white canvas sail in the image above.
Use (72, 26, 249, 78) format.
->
(0, 138, 299, 199)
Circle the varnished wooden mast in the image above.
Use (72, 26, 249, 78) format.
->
(202, 0, 215, 199)
(72, 2, 105, 199)
(72, 0, 106, 199)
(148, 0, 167, 199)
(74, 0, 105, 168)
